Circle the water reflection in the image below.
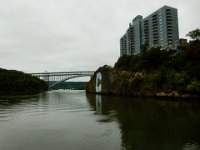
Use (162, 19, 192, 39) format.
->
(0, 91, 199, 150)
(96, 95, 102, 115)
(0, 90, 91, 122)
(87, 94, 200, 150)
(182, 142, 200, 150)
(0, 91, 122, 150)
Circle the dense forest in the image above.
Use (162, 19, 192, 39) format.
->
(114, 29, 200, 96)
(0, 68, 48, 95)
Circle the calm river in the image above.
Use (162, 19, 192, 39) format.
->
(0, 90, 199, 150)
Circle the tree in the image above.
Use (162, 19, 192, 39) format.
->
(0, 68, 48, 95)
(114, 55, 132, 70)
(186, 28, 200, 41)
(140, 43, 149, 53)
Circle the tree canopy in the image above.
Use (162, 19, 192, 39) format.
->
(186, 28, 200, 41)
(0, 68, 48, 95)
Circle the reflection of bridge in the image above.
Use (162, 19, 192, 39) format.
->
(31, 71, 94, 88)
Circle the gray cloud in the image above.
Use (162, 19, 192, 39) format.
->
(0, 0, 199, 74)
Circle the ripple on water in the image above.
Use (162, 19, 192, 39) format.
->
(182, 142, 200, 150)
(0, 91, 91, 122)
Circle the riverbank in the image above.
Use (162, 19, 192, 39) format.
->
(86, 66, 200, 98)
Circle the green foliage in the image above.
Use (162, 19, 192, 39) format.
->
(114, 55, 132, 71)
(174, 72, 189, 92)
(186, 28, 200, 41)
(140, 43, 149, 53)
(186, 81, 200, 94)
(115, 47, 173, 72)
(114, 29, 200, 95)
(0, 68, 48, 95)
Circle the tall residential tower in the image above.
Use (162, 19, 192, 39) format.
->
(120, 5, 179, 56)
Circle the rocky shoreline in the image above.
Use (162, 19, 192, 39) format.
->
(86, 66, 199, 98)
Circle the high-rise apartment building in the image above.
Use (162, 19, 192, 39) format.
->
(120, 33, 128, 56)
(120, 5, 179, 56)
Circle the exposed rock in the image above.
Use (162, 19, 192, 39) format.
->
(86, 66, 155, 96)
(86, 66, 190, 97)
(167, 91, 180, 97)
(156, 92, 167, 97)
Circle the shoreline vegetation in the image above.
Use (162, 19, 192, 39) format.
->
(86, 29, 200, 98)
(0, 68, 48, 96)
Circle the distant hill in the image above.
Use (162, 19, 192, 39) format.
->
(0, 68, 48, 95)
(51, 82, 88, 90)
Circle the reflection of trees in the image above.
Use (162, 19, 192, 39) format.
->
(0, 95, 40, 106)
(86, 94, 200, 150)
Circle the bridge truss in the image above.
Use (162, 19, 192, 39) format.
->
(31, 71, 94, 88)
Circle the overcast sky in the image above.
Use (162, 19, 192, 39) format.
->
(0, 0, 199, 73)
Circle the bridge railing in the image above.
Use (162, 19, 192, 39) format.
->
(30, 71, 95, 88)
(31, 71, 94, 77)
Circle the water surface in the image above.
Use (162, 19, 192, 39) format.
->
(0, 90, 199, 150)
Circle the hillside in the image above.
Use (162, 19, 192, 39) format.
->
(51, 81, 87, 90)
(0, 68, 48, 95)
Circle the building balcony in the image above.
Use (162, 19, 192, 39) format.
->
(153, 19, 158, 22)
(153, 37, 158, 40)
(167, 33, 173, 36)
(153, 26, 158, 29)
(168, 41, 172, 45)
(153, 34, 158, 37)
(153, 40, 159, 44)
(153, 30, 158, 33)
(153, 27, 158, 30)
(153, 35, 158, 40)
(166, 20, 172, 24)
(153, 31, 158, 34)
(167, 30, 173, 34)
(152, 22, 158, 26)
(152, 18, 157, 21)
(166, 9, 171, 12)
(167, 37, 173, 41)
(166, 15, 171, 19)
(167, 28, 173, 31)
(166, 13, 172, 17)
(166, 19, 172, 23)
(166, 12, 171, 16)
(167, 27, 173, 30)
(166, 14, 172, 17)
(167, 25, 173, 28)
(152, 15, 157, 18)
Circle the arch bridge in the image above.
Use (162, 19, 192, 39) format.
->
(31, 71, 94, 88)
